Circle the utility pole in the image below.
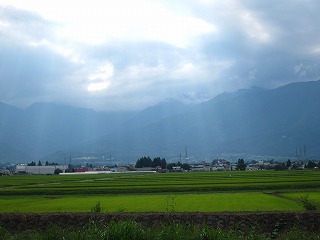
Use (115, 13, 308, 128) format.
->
(69, 154, 72, 167)
(185, 146, 188, 159)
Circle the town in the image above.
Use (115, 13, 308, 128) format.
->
(1, 157, 319, 176)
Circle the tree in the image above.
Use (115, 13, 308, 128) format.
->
(54, 168, 63, 175)
(152, 157, 162, 168)
(65, 165, 75, 173)
(236, 159, 246, 171)
(135, 156, 152, 168)
(212, 159, 219, 165)
(167, 163, 175, 170)
(306, 160, 317, 169)
(27, 161, 36, 166)
(274, 162, 286, 171)
(161, 158, 167, 169)
(286, 159, 292, 168)
(250, 160, 258, 164)
(181, 163, 191, 171)
(37, 161, 42, 166)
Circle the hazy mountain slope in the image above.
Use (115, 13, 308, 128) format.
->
(2, 80, 320, 163)
(124, 100, 190, 129)
(0, 143, 31, 162)
(70, 80, 320, 161)
(23, 103, 135, 157)
(0, 102, 135, 161)
(0, 100, 189, 162)
(0, 102, 29, 162)
(42, 100, 192, 162)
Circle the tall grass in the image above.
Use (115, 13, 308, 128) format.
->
(90, 201, 104, 213)
(0, 221, 319, 240)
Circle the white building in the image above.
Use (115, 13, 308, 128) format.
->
(16, 165, 69, 175)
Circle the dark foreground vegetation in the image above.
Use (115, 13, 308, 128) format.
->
(1, 219, 320, 240)
(1, 212, 320, 239)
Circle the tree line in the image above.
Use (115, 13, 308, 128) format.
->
(274, 159, 320, 170)
(135, 157, 192, 171)
(135, 156, 167, 169)
(236, 158, 320, 171)
(27, 161, 59, 166)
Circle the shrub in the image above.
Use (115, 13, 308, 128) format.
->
(0, 226, 10, 240)
(164, 195, 176, 212)
(91, 201, 103, 213)
(54, 168, 63, 175)
(298, 195, 318, 211)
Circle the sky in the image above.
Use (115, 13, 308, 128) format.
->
(1, 0, 320, 111)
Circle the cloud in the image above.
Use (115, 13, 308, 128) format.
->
(1, 0, 216, 47)
(0, 7, 76, 106)
(87, 63, 114, 92)
(0, 6, 54, 41)
(1, 1, 320, 111)
(195, 0, 320, 87)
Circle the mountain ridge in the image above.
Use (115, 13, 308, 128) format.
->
(1, 80, 320, 163)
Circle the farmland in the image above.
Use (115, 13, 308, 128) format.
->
(0, 170, 319, 212)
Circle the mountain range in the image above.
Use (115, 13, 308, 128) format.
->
(1, 80, 320, 164)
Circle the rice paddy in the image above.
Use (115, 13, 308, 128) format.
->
(0, 170, 319, 212)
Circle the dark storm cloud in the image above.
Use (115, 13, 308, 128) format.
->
(193, 0, 320, 90)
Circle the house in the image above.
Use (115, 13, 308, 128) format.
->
(172, 166, 182, 172)
(134, 167, 154, 172)
(211, 166, 227, 171)
(246, 165, 260, 171)
(211, 159, 231, 171)
(0, 169, 10, 176)
(115, 166, 128, 172)
(190, 164, 211, 172)
(74, 167, 89, 172)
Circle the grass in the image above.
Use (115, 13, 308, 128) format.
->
(0, 220, 320, 240)
(279, 191, 320, 203)
(0, 192, 303, 212)
(0, 171, 319, 239)
(279, 191, 320, 210)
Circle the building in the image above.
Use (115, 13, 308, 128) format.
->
(112, 166, 128, 172)
(0, 169, 10, 176)
(190, 164, 211, 172)
(16, 165, 68, 175)
(172, 166, 182, 172)
(211, 159, 231, 171)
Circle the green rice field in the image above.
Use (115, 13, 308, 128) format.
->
(0, 192, 303, 212)
(0, 170, 319, 212)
